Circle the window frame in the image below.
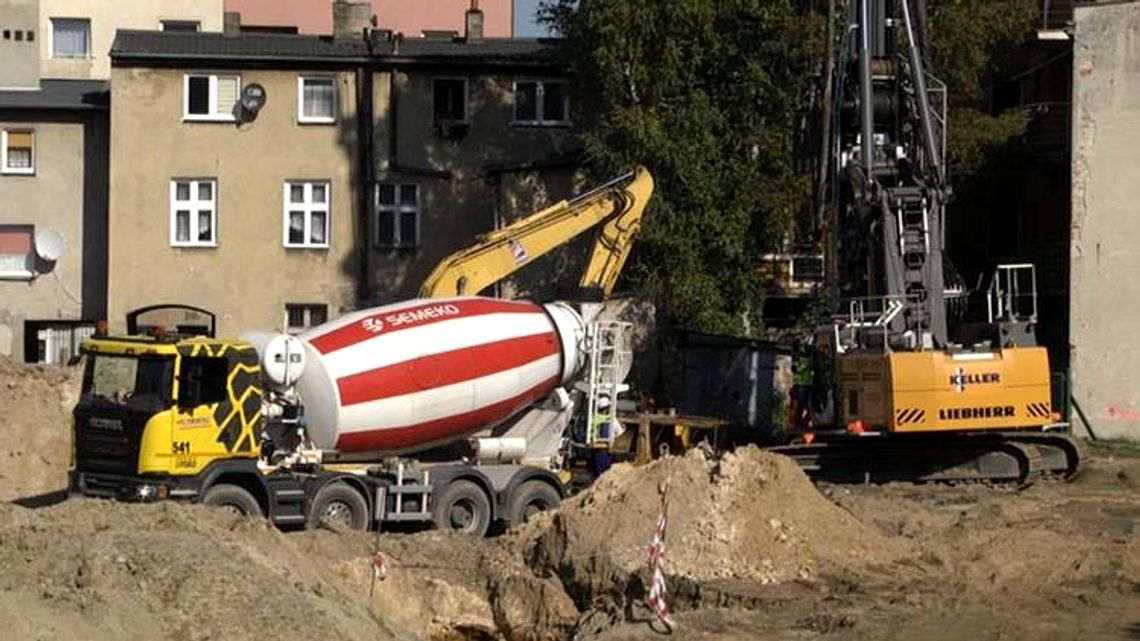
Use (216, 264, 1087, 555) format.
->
(432, 77, 469, 123)
(50, 17, 90, 59)
(182, 73, 241, 122)
(512, 79, 570, 127)
(1, 129, 35, 175)
(0, 224, 34, 280)
(169, 178, 218, 248)
(374, 183, 421, 249)
(285, 303, 328, 332)
(282, 180, 331, 249)
(297, 75, 337, 124)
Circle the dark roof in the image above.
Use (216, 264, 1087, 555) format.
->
(0, 79, 109, 111)
(111, 30, 563, 70)
(392, 37, 563, 66)
(112, 30, 369, 63)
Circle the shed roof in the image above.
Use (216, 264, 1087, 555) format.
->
(0, 80, 109, 111)
(110, 30, 563, 70)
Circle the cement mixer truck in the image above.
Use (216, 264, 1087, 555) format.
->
(68, 167, 653, 536)
(69, 296, 634, 536)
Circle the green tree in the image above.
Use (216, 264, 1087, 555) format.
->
(927, 0, 1038, 176)
(543, 0, 821, 336)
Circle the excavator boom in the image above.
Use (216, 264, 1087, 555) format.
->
(419, 166, 654, 298)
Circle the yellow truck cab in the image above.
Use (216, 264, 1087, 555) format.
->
(71, 334, 277, 508)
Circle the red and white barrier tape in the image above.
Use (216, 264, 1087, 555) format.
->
(371, 551, 389, 582)
(646, 483, 676, 631)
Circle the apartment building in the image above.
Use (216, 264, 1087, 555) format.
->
(0, 0, 223, 363)
(0, 0, 111, 363)
(225, 0, 513, 37)
(107, 4, 578, 338)
(39, 0, 222, 80)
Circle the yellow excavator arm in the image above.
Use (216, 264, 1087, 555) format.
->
(419, 166, 655, 298)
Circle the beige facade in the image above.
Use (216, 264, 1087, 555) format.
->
(109, 30, 579, 337)
(109, 66, 359, 336)
(0, 108, 108, 362)
(40, 0, 222, 80)
(0, 0, 39, 89)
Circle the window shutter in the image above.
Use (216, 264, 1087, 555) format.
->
(7, 132, 32, 148)
(0, 226, 33, 253)
(215, 77, 239, 114)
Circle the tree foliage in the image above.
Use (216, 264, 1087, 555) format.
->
(927, 0, 1038, 176)
(542, 0, 821, 336)
(542, 0, 1037, 335)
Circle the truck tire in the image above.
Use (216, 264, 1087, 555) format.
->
(308, 482, 369, 531)
(202, 483, 263, 518)
(432, 479, 491, 537)
(508, 480, 561, 525)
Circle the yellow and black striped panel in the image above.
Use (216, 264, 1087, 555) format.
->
(895, 408, 926, 426)
(1026, 402, 1052, 419)
(177, 340, 263, 454)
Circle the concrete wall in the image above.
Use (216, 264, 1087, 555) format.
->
(1071, 3, 1140, 440)
(108, 67, 359, 336)
(0, 0, 39, 89)
(369, 69, 579, 301)
(225, 0, 512, 37)
(40, 0, 223, 80)
(0, 112, 106, 360)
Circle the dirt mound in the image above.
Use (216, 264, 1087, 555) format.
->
(0, 498, 412, 641)
(528, 446, 906, 606)
(0, 357, 82, 501)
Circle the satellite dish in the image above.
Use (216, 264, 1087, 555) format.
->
(240, 83, 267, 114)
(35, 228, 66, 262)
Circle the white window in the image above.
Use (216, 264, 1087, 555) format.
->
(1, 129, 34, 174)
(0, 225, 34, 279)
(51, 18, 89, 59)
(375, 183, 420, 249)
(433, 78, 468, 122)
(513, 80, 569, 125)
(184, 74, 240, 121)
(283, 181, 330, 248)
(298, 76, 336, 123)
(285, 303, 328, 332)
(170, 179, 217, 247)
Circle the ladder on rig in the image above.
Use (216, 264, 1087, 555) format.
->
(583, 320, 633, 446)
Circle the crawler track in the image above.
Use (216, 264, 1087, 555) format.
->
(769, 431, 1081, 486)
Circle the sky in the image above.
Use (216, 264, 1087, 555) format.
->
(514, 0, 555, 38)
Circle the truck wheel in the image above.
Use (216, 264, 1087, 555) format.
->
(202, 483, 263, 518)
(508, 480, 561, 525)
(308, 482, 369, 530)
(432, 479, 491, 537)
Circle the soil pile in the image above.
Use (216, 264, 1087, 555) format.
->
(0, 499, 412, 641)
(311, 529, 580, 641)
(527, 446, 906, 607)
(0, 357, 81, 501)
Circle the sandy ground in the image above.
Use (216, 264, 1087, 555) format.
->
(1, 358, 1138, 641)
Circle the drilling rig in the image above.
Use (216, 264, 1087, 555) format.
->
(779, 0, 1080, 484)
